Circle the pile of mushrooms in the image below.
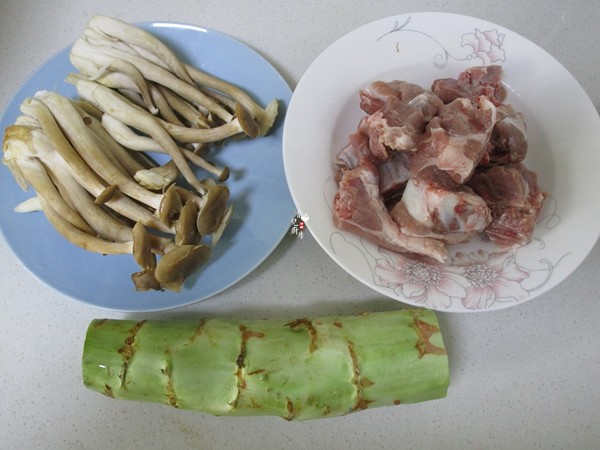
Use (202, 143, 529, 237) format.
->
(1, 15, 278, 292)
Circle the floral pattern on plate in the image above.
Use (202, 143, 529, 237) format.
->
(331, 220, 570, 311)
(377, 15, 507, 68)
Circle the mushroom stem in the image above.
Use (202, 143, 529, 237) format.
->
(38, 195, 134, 255)
(155, 83, 211, 128)
(148, 83, 184, 125)
(184, 64, 279, 136)
(83, 13, 278, 138)
(86, 14, 195, 85)
(101, 113, 230, 184)
(0, 15, 254, 293)
(72, 55, 158, 115)
(75, 104, 149, 177)
(70, 37, 234, 123)
(157, 116, 246, 142)
(3, 125, 95, 234)
(29, 129, 134, 242)
(19, 96, 172, 234)
(35, 90, 165, 211)
(73, 78, 207, 196)
(32, 131, 138, 242)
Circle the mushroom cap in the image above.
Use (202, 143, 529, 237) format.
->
(132, 221, 156, 270)
(196, 185, 229, 236)
(158, 184, 182, 227)
(217, 165, 230, 182)
(131, 269, 162, 291)
(95, 184, 119, 205)
(155, 244, 211, 292)
(175, 200, 200, 246)
(235, 102, 259, 139)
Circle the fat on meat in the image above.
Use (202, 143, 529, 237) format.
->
(467, 163, 547, 247)
(410, 96, 497, 188)
(333, 161, 448, 262)
(432, 65, 507, 106)
(391, 178, 492, 244)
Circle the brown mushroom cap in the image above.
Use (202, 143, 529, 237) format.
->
(158, 184, 182, 227)
(196, 185, 229, 236)
(131, 269, 162, 291)
(235, 102, 259, 139)
(217, 165, 230, 182)
(95, 184, 119, 205)
(175, 200, 200, 246)
(132, 221, 156, 270)
(155, 244, 211, 292)
(211, 204, 234, 247)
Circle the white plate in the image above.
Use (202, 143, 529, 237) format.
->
(0, 22, 294, 312)
(283, 12, 600, 312)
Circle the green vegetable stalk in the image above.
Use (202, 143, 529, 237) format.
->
(82, 309, 449, 420)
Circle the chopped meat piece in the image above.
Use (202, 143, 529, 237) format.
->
(359, 109, 420, 158)
(388, 201, 440, 239)
(391, 178, 491, 244)
(332, 66, 547, 261)
(410, 96, 497, 188)
(432, 65, 507, 106)
(467, 163, 547, 247)
(333, 161, 447, 262)
(408, 91, 445, 123)
(358, 81, 444, 157)
(487, 104, 528, 164)
(359, 80, 428, 115)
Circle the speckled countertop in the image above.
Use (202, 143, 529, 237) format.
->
(1, 1, 599, 449)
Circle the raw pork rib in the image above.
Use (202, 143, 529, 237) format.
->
(432, 65, 507, 106)
(410, 96, 497, 189)
(332, 65, 546, 261)
(487, 104, 528, 165)
(391, 178, 492, 244)
(333, 161, 447, 262)
(360, 80, 431, 115)
(358, 81, 444, 158)
(467, 163, 547, 247)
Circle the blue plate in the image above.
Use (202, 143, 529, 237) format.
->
(0, 22, 294, 311)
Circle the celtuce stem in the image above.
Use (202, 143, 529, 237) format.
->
(82, 310, 449, 419)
